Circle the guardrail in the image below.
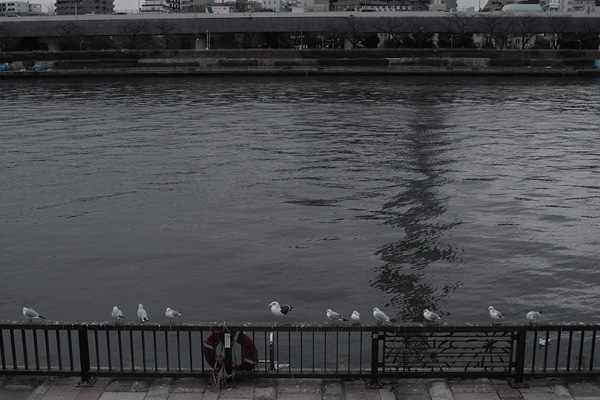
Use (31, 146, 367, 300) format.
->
(0, 322, 599, 388)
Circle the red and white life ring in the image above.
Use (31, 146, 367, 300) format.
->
(203, 331, 259, 371)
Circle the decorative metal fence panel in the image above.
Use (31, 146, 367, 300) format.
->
(1, 322, 600, 385)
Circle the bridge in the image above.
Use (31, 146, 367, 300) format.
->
(1, 11, 599, 51)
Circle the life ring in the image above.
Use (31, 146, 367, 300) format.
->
(203, 331, 259, 371)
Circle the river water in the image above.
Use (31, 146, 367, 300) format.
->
(1, 75, 600, 326)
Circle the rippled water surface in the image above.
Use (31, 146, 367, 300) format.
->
(1, 76, 600, 325)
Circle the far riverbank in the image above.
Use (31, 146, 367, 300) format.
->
(1, 48, 599, 77)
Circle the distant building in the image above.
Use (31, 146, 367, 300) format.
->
(501, 2, 542, 9)
(558, 0, 594, 11)
(262, 0, 282, 11)
(55, 0, 114, 14)
(428, 0, 457, 11)
(141, 0, 189, 12)
(0, 1, 43, 14)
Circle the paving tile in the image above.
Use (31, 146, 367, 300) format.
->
(40, 380, 83, 400)
(521, 393, 558, 400)
(104, 378, 153, 392)
(453, 393, 500, 400)
(0, 390, 30, 400)
(551, 384, 575, 400)
(567, 381, 600, 398)
(146, 378, 173, 399)
(343, 380, 370, 393)
(345, 393, 380, 400)
(253, 386, 276, 400)
(427, 380, 453, 400)
(98, 393, 147, 400)
(449, 378, 496, 393)
(170, 378, 206, 394)
(394, 379, 431, 400)
(217, 380, 255, 398)
(3, 375, 43, 391)
(74, 386, 106, 400)
(167, 394, 201, 400)
(27, 379, 54, 400)
(276, 394, 322, 400)
(379, 389, 397, 400)
(278, 379, 322, 394)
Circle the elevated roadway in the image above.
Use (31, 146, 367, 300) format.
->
(1, 11, 599, 38)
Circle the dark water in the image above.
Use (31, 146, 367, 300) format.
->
(2, 75, 600, 326)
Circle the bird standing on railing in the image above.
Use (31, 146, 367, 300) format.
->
(423, 309, 441, 322)
(488, 306, 504, 324)
(326, 309, 347, 324)
(23, 307, 45, 323)
(372, 307, 391, 325)
(165, 307, 182, 325)
(269, 301, 293, 319)
(112, 306, 125, 324)
(137, 304, 149, 323)
(526, 311, 542, 324)
(351, 311, 360, 325)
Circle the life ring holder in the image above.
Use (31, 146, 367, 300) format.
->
(203, 331, 259, 371)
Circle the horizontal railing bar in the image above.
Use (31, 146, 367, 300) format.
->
(2, 322, 599, 332)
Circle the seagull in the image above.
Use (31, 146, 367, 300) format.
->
(326, 309, 347, 324)
(423, 309, 441, 322)
(351, 311, 360, 325)
(488, 306, 504, 323)
(137, 304, 149, 323)
(23, 307, 45, 323)
(165, 307, 182, 324)
(538, 337, 551, 347)
(526, 311, 542, 324)
(372, 307, 391, 325)
(112, 306, 125, 324)
(269, 301, 293, 318)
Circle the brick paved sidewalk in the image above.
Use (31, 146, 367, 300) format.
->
(1, 375, 600, 399)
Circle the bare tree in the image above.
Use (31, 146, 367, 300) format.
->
(369, 17, 403, 48)
(118, 21, 148, 49)
(544, 15, 572, 49)
(151, 21, 180, 49)
(512, 15, 543, 49)
(474, 15, 513, 49)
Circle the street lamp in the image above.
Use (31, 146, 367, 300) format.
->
(79, 40, 83, 52)
(577, 39, 582, 51)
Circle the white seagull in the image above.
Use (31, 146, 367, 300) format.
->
(488, 306, 504, 323)
(23, 307, 45, 323)
(269, 301, 293, 317)
(112, 306, 125, 324)
(137, 304, 149, 323)
(326, 309, 347, 324)
(372, 307, 391, 325)
(526, 311, 542, 324)
(351, 311, 361, 325)
(165, 307, 182, 324)
(423, 309, 441, 322)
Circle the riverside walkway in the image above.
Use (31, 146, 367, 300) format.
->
(2, 375, 600, 400)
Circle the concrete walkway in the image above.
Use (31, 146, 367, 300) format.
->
(1, 375, 600, 400)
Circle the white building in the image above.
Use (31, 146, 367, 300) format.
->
(262, 0, 282, 11)
(558, 0, 594, 11)
(0, 1, 43, 14)
(141, 0, 186, 12)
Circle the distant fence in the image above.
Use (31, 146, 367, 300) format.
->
(1, 322, 600, 387)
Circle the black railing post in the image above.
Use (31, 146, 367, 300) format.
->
(509, 330, 528, 388)
(77, 329, 95, 387)
(366, 331, 382, 389)
(224, 333, 233, 376)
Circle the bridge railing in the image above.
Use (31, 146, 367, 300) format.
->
(1, 322, 599, 387)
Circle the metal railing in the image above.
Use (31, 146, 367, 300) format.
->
(1, 322, 599, 387)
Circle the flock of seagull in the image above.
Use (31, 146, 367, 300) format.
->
(270, 302, 544, 325)
(21, 303, 543, 326)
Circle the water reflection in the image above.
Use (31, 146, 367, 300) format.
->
(372, 100, 462, 322)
